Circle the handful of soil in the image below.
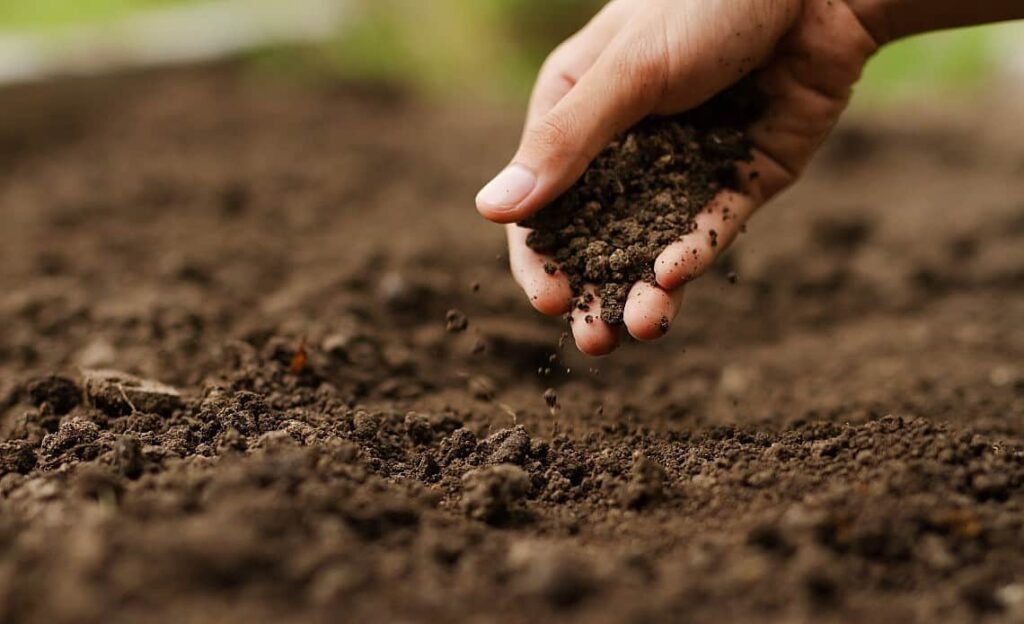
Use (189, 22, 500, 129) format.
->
(520, 81, 764, 324)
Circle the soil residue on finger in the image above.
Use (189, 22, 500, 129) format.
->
(520, 80, 763, 324)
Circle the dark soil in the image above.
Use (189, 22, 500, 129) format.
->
(2, 67, 1024, 624)
(521, 83, 761, 323)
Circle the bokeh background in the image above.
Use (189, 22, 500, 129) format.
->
(1, 0, 1023, 105)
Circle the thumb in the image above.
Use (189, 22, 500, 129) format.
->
(476, 41, 661, 224)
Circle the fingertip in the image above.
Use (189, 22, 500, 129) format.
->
(570, 287, 619, 356)
(476, 201, 530, 225)
(475, 163, 539, 224)
(623, 282, 682, 341)
(654, 191, 755, 288)
(528, 277, 573, 316)
(507, 225, 572, 315)
(572, 320, 619, 356)
(654, 240, 706, 290)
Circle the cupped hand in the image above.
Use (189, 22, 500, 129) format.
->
(477, 0, 880, 355)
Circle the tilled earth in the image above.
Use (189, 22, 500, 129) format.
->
(1, 68, 1024, 624)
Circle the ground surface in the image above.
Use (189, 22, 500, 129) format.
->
(1, 68, 1024, 624)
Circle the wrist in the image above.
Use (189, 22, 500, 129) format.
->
(846, 0, 1024, 45)
(844, 0, 896, 45)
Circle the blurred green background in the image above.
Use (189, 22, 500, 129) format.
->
(1, 0, 1021, 105)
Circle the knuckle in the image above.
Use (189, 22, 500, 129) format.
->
(610, 33, 669, 106)
(539, 38, 584, 89)
(526, 114, 579, 164)
(542, 39, 576, 73)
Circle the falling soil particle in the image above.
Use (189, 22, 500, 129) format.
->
(446, 308, 469, 333)
(543, 388, 558, 409)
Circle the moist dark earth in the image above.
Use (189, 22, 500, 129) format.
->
(1, 67, 1024, 624)
(522, 83, 760, 324)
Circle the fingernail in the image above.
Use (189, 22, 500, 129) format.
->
(476, 164, 536, 212)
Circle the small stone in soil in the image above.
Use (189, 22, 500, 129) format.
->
(82, 369, 182, 417)
(727, 271, 738, 284)
(445, 309, 469, 333)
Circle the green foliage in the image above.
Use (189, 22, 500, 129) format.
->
(0, 0, 187, 30)
(322, 0, 601, 98)
(1, 0, 1018, 106)
(857, 25, 1000, 103)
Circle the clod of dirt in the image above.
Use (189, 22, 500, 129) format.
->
(483, 425, 531, 466)
(460, 464, 531, 524)
(81, 369, 182, 416)
(38, 418, 101, 467)
(620, 452, 668, 509)
(445, 309, 469, 333)
(26, 375, 81, 415)
(0, 440, 37, 475)
(404, 412, 434, 445)
(520, 81, 762, 324)
(441, 428, 478, 463)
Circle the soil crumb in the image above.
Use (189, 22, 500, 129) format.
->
(520, 81, 762, 324)
(446, 308, 469, 333)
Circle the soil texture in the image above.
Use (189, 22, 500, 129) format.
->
(1, 67, 1024, 624)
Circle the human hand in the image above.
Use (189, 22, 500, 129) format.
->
(476, 0, 879, 355)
